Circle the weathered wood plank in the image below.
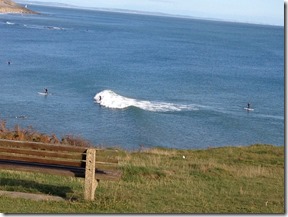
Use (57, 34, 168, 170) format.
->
(0, 153, 118, 169)
(0, 162, 85, 177)
(0, 139, 87, 152)
(95, 170, 122, 181)
(0, 147, 85, 160)
(0, 162, 121, 181)
(0, 154, 84, 167)
(0, 139, 119, 157)
(94, 162, 119, 171)
(0, 147, 118, 163)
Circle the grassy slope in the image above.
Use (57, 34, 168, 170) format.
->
(0, 144, 284, 214)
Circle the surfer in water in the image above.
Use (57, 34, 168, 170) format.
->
(44, 88, 48, 95)
(247, 103, 250, 109)
(99, 95, 102, 101)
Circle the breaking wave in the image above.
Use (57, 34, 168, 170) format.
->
(94, 90, 198, 112)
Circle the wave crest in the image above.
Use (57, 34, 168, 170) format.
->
(94, 90, 197, 112)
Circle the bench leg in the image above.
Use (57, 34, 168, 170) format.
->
(84, 148, 97, 201)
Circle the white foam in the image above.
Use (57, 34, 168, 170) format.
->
(22, 24, 65, 30)
(94, 90, 198, 112)
(6, 21, 14, 25)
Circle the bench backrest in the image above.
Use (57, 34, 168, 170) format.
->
(0, 139, 87, 167)
(0, 139, 120, 180)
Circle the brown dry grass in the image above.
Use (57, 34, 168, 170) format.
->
(0, 119, 92, 147)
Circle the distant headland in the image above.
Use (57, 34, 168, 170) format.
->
(0, 0, 38, 14)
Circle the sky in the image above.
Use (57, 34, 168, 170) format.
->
(23, 0, 284, 26)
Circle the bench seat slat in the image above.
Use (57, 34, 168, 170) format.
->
(95, 170, 122, 181)
(0, 153, 119, 170)
(0, 160, 122, 181)
(0, 160, 85, 177)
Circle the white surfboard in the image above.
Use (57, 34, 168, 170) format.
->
(244, 107, 254, 111)
(38, 92, 48, 96)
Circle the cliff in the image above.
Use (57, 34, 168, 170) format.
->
(0, 0, 38, 14)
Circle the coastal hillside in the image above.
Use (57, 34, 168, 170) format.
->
(0, 0, 37, 14)
(0, 122, 285, 213)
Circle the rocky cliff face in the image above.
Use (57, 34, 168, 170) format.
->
(0, 0, 38, 14)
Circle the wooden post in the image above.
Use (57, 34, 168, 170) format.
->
(84, 148, 98, 201)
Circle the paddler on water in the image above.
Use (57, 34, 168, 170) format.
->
(247, 102, 250, 109)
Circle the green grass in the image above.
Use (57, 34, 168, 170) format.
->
(0, 144, 284, 213)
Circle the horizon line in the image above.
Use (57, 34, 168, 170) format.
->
(17, 0, 284, 27)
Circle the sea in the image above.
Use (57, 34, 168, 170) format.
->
(0, 4, 284, 150)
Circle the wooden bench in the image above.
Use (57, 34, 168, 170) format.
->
(0, 139, 122, 201)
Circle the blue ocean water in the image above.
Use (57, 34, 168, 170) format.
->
(0, 5, 284, 150)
